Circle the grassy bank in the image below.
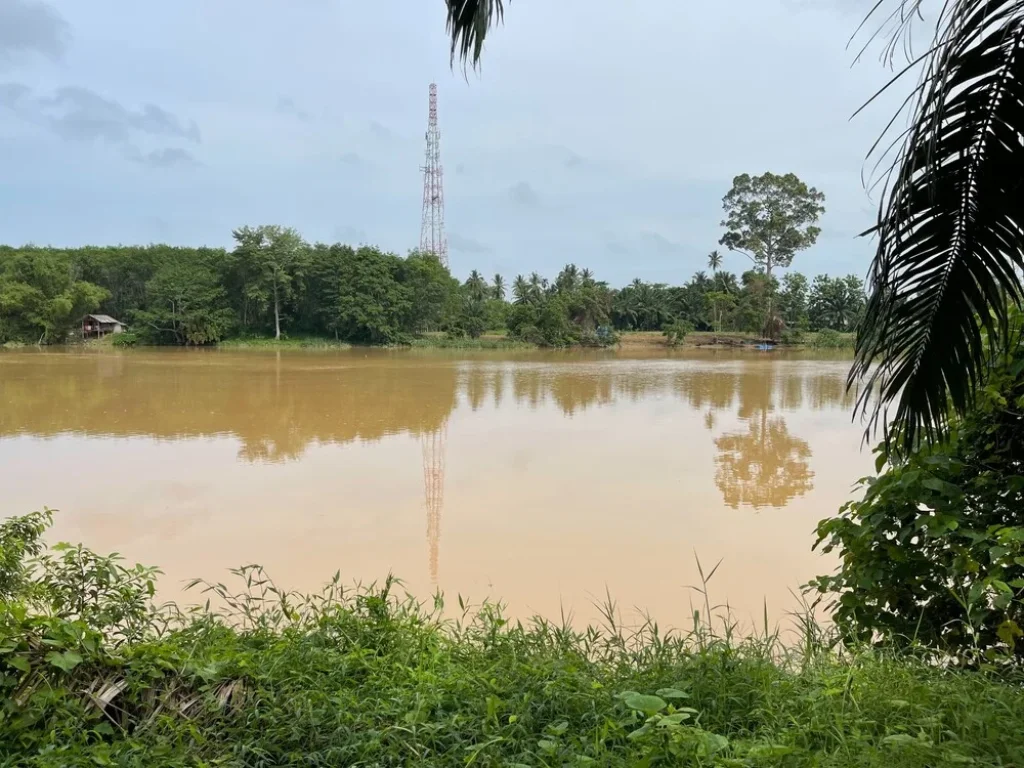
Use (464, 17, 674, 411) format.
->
(619, 330, 857, 349)
(2, 515, 1022, 767)
(216, 336, 354, 350)
(407, 332, 536, 350)
(8, 331, 858, 353)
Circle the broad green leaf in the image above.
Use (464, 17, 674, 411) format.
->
(658, 712, 691, 725)
(655, 687, 690, 699)
(46, 650, 83, 673)
(623, 693, 667, 713)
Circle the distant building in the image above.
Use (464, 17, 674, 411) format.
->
(82, 314, 126, 338)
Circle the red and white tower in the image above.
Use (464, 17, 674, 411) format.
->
(419, 83, 448, 268)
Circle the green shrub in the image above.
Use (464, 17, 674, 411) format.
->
(111, 330, 140, 347)
(812, 328, 843, 347)
(811, 341, 1024, 664)
(663, 320, 694, 347)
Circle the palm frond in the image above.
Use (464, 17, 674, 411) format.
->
(446, 0, 505, 68)
(852, 0, 1024, 454)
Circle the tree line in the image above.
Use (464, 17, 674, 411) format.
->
(0, 229, 864, 347)
(0, 235, 863, 347)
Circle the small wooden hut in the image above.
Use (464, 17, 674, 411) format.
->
(81, 314, 125, 338)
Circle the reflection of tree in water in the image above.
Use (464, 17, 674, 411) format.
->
(0, 354, 459, 463)
(713, 370, 813, 509)
(714, 410, 813, 509)
(549, 373, 612, 416)
(464, 368, 488, 411)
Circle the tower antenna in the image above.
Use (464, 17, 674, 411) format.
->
(419, 83, 448, 268)
(422, 426, 447, 584)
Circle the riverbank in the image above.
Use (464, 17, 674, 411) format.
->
(59, 330, 856, 352)
(1, 515, 1021, 767)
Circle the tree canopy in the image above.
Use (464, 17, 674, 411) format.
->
(0, 223, 865, 347)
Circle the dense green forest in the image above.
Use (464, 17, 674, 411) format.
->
(0, 226, 864, 347)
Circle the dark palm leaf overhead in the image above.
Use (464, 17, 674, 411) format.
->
(851, 0, 1024, 453)
(446, 0, 505, 66)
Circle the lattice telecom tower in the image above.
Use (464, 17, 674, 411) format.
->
(419, 83, 448, 268)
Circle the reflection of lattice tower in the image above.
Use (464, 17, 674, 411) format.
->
(421, 426, 447, 584)
(419, 83, 448, 268)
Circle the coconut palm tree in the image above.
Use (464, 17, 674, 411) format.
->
(528, 271, 547, 299)
(512, 274, 530, 305)
(465, 269, 488, 302)
(445, 0, 1024, 452)
(707, 250, 723, 273)
(707, 251, 724, 331)
(492, 273, 506, 301)
(555, 263, 580, 294)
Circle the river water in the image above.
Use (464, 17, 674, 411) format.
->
(0, 347, 871, 629)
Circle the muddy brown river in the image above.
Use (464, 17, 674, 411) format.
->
(0, 347, 870, 629)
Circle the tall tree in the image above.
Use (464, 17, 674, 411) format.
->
(512, 274, 530, 305)
(707, 250, 723, 273)
(719, 173, 825, 329)
(707, 250, 723, 330)
(0, 249, 108, 344)
(134, 257, 234, 345)
(465, 269, 488, 302)
(492, 273, 506, 301)
(555, 263, 580, 294)
(231, 225, 307, 340)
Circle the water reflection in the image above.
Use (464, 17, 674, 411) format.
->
(0, 350, 859, 581)
(713, 368, 815, 509)
(422, 427, 447, 584)
(715, 414, 813, 508)
(0, 348, 865, 623)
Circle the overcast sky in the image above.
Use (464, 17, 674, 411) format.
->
(0, 0, 914, 283)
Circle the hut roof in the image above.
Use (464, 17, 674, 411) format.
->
(85, 314, 122, 324)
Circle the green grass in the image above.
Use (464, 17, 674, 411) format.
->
(216, 335, 353, 350)
(3, 559, 1023, 767)
(408, 333, 535, 350)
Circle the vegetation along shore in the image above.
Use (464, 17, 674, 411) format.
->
(2, 511, 1023, 768)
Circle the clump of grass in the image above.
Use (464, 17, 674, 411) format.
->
(810, 329, 856, 348)
(217, 335, 353, 349)
(2, 514, 1023, 767)
(407, 335, 534, 350)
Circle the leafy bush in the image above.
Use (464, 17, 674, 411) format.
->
(811, 342, 1024, 664)
(663, 320, 694, 347)
(110, 330, 139, 347)
(812, 328, 844, 347)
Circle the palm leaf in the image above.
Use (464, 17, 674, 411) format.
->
(446, 0, 505, 67)
(852, 0, 1024, 454)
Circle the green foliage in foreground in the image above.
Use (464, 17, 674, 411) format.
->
(812, 337, 1024, 664)
(3, 513, 1024, 767)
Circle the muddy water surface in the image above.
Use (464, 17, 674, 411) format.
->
(0, 348, 869, 629)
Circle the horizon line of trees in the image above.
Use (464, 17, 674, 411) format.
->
(0, 227, 864, 347)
